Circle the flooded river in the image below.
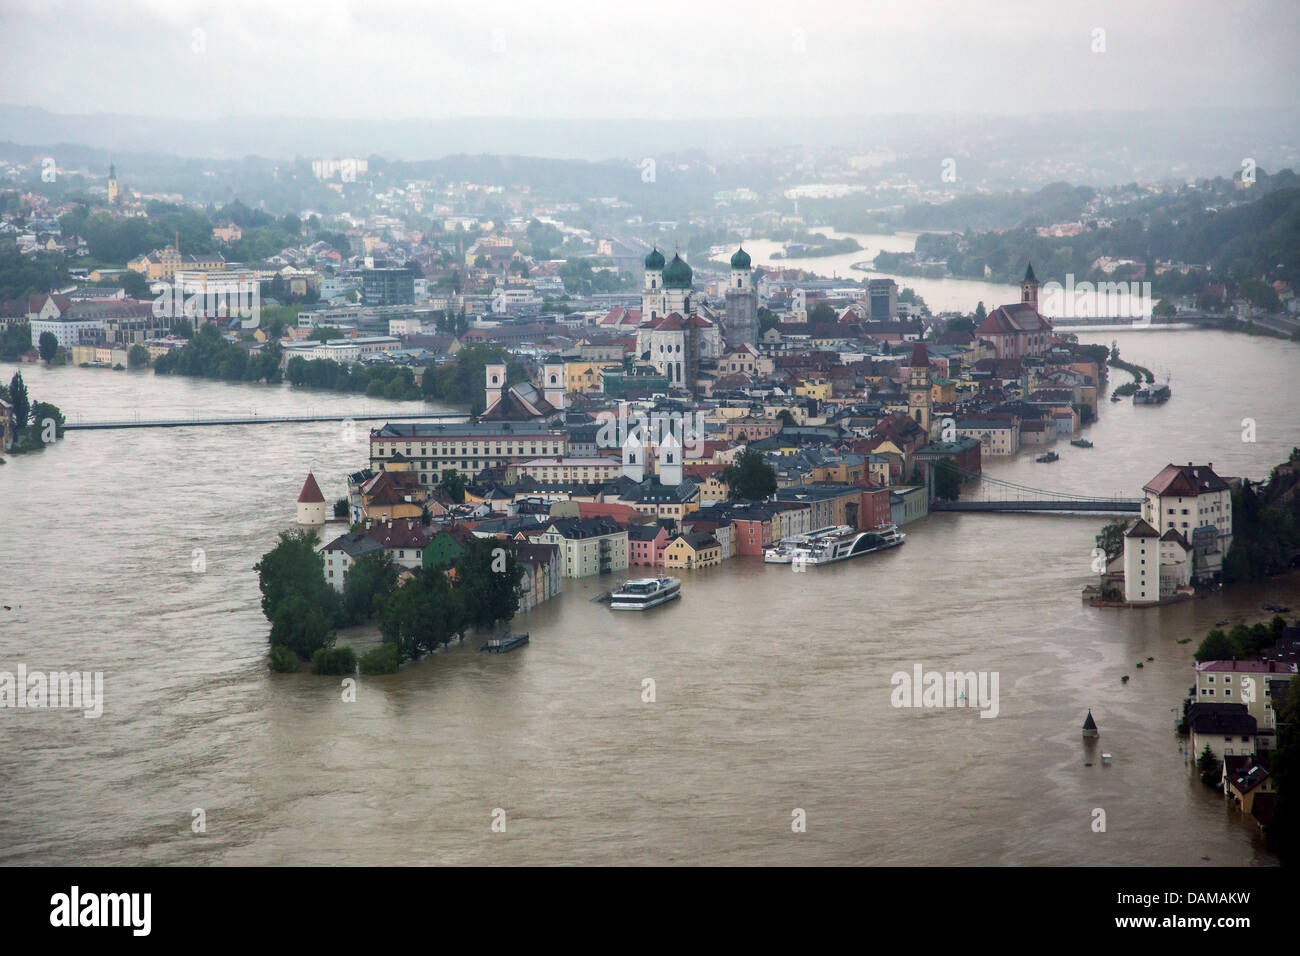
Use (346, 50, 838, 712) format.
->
(1, 329, 1296, 864)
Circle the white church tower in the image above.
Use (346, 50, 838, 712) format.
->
(542, 363, 565, 410)
(622, 427, 644, 482)
(485, 363, 506, 411)
(658, 430, 683, 486)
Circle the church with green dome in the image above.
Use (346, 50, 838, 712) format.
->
(638, 247, 723, 394)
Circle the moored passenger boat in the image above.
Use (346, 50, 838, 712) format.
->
(609, 577, 682, 611)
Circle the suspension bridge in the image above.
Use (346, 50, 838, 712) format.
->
(931, 466, 1141, 515)
(62, 410, 465, 430)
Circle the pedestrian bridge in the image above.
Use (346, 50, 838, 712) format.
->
(932, 499, 1140, 514)
(63, 410, 464, 430)
(932, 466, 1141, 515)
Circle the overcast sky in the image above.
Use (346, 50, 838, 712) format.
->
(2, 0, 1297, 121)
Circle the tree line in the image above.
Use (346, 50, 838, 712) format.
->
(254, 529, 524, 675)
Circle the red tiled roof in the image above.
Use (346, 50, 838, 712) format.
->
(298, 472, 325, 503)
(977, 303, 1052, 334)
(1143, 463, 1229, 497)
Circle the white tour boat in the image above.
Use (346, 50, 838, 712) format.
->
(609, 577, 682, 611)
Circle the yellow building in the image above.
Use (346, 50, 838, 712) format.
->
(564, 360, 619, 395)
(931, 377, 957, 404)
(662, 532, 722, 569)
(128, 247, 226, 281)
(795, 379, 832, 401)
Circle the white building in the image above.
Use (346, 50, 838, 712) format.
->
(1140, 462, 1233, 580)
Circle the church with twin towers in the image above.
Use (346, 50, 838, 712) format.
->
(637, 244, 758, 394)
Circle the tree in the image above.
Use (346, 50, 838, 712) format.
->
(29, 401, 64, 440)
(333, 497, 349, 518)
(253, 528, 340, 662)
(947, 316, 974, 335)
(455, 538, 524, 631)
(8, 372, 28, 433)
(1193, 628, 1239, 662)
(776, 410, 797, 428)
(127, 344, 150, 369)
(808, 303, 838, 324)
(377, 567, 465, 661)
(38, 331, 58, 363)
(934, 457, 961, 501)
(268, 594, 336, 661)
(438, 469, 468, 503)
(1095, 519, 1127, 563)
(722, 447, 777, 500)
(341, 550, 399, 625)
(1197, 744, 1222, 788)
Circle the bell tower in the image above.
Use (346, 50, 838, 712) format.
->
(907, 341, 932, 435)
(1021, 261, 1039, 310)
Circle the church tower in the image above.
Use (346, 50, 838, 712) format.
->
(641, 247, 666, 321)
(907, 341, 933, 436)
(658, 429, 683, 486)
(661, 252, 693, 316)
(724, 245, 758, 349)
(1021, 261, 1039, 310)
(542, 363, 565, 410)
(107, 163, 119, 205)
(622, 427, 644, 483)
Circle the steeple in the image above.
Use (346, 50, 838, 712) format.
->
(1021, 260, 1039, 309)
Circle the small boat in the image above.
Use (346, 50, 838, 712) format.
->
(1262, 603, 1290, 613)
(1100, 753, 1113, 765)
(1082, 709, 1099, 738)
(1070, 439, 1093, 448)
(609, 577, 681, 611)
(1215, 619, 1230, 627)
(480, 632, 529, 653)
(1035, 451, 1060, 463)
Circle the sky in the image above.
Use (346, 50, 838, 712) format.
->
(1, 0, 1297, 122)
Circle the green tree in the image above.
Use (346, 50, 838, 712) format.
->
(29, 401, 65, 440)
(1197, 744, 1222, 788)
(934, 457, 961, 501)
(38, 331, 58, 363)
(310, 646, 357, 675)
(253, 528, 340, 663)
(456, 538, 524, 631)
(1193, 628, 1239, 662)
(438, 469, 468, 503)
(1095, 519, 1128, 563)
(268, 595, 336, 660)
(341, 550, 399, 625)
(358, 643, 400, 675)
(8, 372, 29, 433)
(776, 410, 797, 428)
(377, 567, 465, 661)
(127, 344, 150, 368)
(722, 447, 777, 500)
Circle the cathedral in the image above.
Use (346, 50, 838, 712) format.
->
(637, 249, 722, 393)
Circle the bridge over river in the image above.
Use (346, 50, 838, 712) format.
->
(931, 465, 1141, 515)
(63, 410, 464, 430)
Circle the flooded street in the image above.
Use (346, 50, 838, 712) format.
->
(1, 330, 1296, 865)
